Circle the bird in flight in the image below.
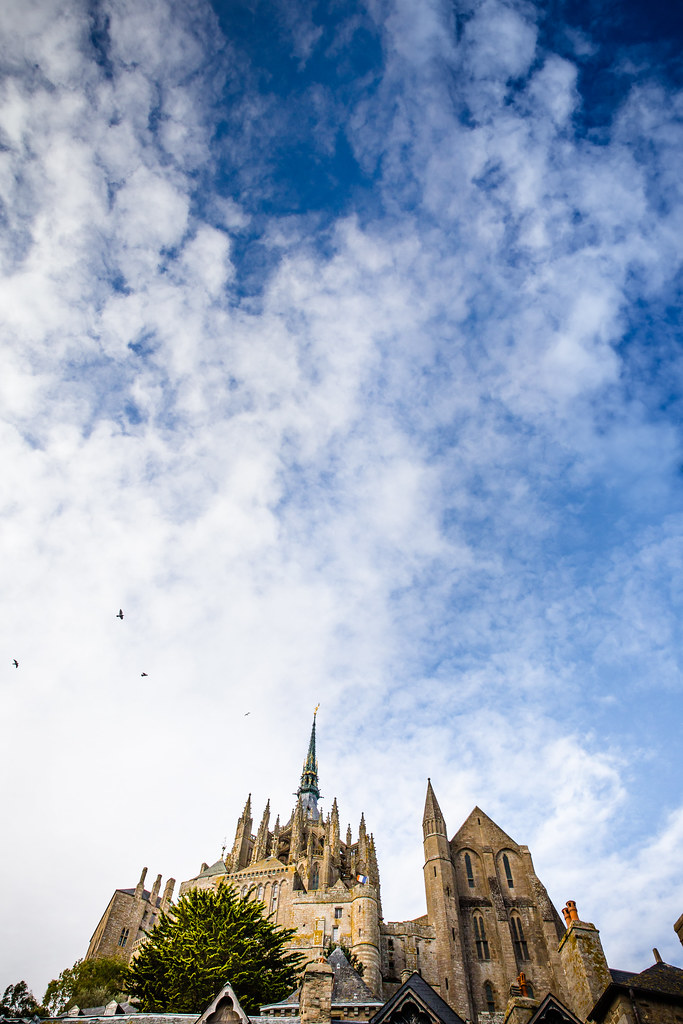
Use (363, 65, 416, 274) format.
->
(116, 609, 124, 619)
(12, 659, 18, 668)
(141, 672, 148, 677)
(244, 711, 250, 716)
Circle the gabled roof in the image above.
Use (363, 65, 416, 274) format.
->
(197, 861, 228, 879)
(195, 983, 251, 1024)
(591, 961, 683, 1021)
(232, 855, 285, 875)
(450, 807, 518, 850)
(369, 973, 465, 1024)
(328, 948, 382, 1005)
(526, 993, 583, 1024)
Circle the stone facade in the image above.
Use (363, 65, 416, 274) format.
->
(85, 868, 175, 963)
(85, 715, 682, 1024)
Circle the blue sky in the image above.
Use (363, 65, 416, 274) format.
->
(1, 0, 683, 999)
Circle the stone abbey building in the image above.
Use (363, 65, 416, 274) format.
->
(85, 714, 680, 1024)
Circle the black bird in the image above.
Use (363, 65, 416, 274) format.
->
(116, 609, 124, 620)
(141, 672, 148, 677)
(244, 711, 250, 716)
(12, 659, 18, 668)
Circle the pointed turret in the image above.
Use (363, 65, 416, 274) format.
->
(423, 778, 446, 839)
(422, 779, 470, 1017)
(297, 708, 322, 819)
(251, 799, 271, 864)
(330, 798, 340, 852)
(290, 794, 305, 862)
(346, 824, 352, 847)
(229, 794, 254, 870)
(270, 815, 281, 858)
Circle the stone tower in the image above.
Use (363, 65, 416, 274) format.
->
(420, 786, 569, 1020)
(180, 710, 384, 994)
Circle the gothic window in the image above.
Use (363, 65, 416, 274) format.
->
(118, 927, 129, 948)
(310, 863, 319, 890)
(511, 915, 529, 961)
(473, 914, 490, 960)
(503, 854, 514, 889)
(484, 982, 495, 1013)
(257, 884, 264, 901)
(241, 885, 248, 897)
(270, 883, 278, 913)
(465, 852, 475, 888)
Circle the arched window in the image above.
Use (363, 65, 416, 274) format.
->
(473, 914, 490, 960)
(270, 882, 279, 914)
(310, 863, 319, 890)
(241, 885, 248, 898)
(465, 852, 475, 888)
(503, 854, 514, 889)
(511, 915, 529, 961)
(257, 883, 264, 901)
(484, 982, 495, 1013)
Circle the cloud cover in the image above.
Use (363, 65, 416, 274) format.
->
(1, 0, 683, 997)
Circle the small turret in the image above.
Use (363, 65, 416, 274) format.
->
(230, 794, 254, 870)
(270, 815, 281, 858)
(251, 799, 271, 864)
(290, 795, 305, 862)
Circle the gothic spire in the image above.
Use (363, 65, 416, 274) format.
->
(423, 778, 447, 838)
(297, 707, 321, 819)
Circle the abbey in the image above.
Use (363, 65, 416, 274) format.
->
(86, 714, 676, 1024)
(177, 713, 574, 1021)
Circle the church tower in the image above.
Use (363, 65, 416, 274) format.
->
(179, 710, 384, 996)
(422, 780, 471, 1017)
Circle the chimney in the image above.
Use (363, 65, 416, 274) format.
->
(161, 878, 175, 912)
(299, 958, 333, 1024)
(135, 867, 148, 900)
(149, 873, 162, 908)
(558, 902, 611, 1021)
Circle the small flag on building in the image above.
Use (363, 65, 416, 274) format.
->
(356, 874, 368, 884)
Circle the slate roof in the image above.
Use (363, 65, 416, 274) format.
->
(328, 948, 382, 1005)
(261, 949, 381, 1014)
(369, 973, 465, 1024)
(592, 962, 683, 1021)
(525, 993, 583, 1024)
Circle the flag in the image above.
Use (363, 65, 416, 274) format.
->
(356, 874, 368, 884)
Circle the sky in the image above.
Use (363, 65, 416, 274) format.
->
(1, 0, 683, 1000)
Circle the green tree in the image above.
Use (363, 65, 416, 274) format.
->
(42, 958, 130, 1016)
(323, 941, 364, 977)
(127, 883, 303, 1014)
(0, 980, 43, 1018)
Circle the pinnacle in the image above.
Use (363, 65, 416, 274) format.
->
(423, 778, 445, 827)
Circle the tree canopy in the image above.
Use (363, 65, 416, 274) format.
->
(42, 957, 130, 1016)
(0, 980, 43, 1018)
(127, 883, 303, 1014)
